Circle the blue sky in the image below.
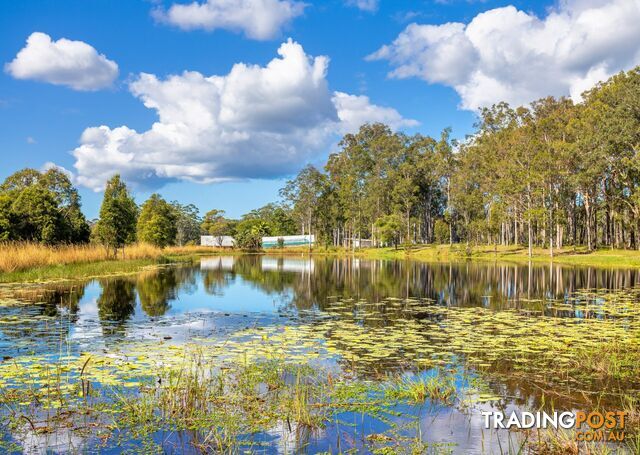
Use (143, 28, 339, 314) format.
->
(1, 0, 638, 219)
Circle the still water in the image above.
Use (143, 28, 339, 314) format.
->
(0, 256, 639, 453)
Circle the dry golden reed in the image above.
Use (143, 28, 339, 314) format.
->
(0, 242, 165, 273)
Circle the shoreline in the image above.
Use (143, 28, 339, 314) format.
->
(1, 243, 639, 284)
(356, 244, 640, 269)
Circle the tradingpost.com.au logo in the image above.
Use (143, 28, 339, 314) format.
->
(482, 411, 628, 442)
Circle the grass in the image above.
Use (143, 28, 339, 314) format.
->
(0, 351, 458, 453)
(0, 242, 238, 283)
(4, 239, 640, 284)
(0, 292, 638, 452)
(356, 244, 640, 268)
(383, 372, 457, 406)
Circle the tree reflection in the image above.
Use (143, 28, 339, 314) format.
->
(136, 269, 177, 317)
(97, 279, 136, 334)
(213, 256, 640, 319)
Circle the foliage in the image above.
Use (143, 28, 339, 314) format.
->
(93, 175, 138, 256)
(137, 194, 177, 248)
(0, 168, 90, 244)
(201, 209, 236, 238)
(235, 219, 269, 250)
(281, 166, 327, 239)
(281, 67, 640, 254)
(242, 203, 297, 236)
(375, 214, 402, 248)
(171, 202, 201, 246)
(434, 219, 450, 244)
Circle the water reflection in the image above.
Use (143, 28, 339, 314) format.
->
(1, 257, 640, 453)
(4, 257, 640, 336)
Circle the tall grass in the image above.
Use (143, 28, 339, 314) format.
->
(0, 242, 164, 273)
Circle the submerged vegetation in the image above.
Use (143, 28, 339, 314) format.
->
(0, 258, 639, 452)
(0, 308, 485, 453)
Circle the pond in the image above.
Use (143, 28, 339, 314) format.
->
(0, 256, 638, 453)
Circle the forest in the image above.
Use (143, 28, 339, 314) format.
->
(1, 66, 639, 256)
(281, 66, 640, 255)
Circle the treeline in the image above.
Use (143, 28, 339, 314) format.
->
(281, 67, 640, 254)
(2, 67, 639, 255)
(0, 168, 90, 243)
(0, 170, 299, 253)
(105, 185, 302, 251)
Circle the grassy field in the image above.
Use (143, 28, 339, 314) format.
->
(357, 244, 640, 268)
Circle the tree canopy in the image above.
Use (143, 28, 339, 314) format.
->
(280, 67, 640, 254)
(137, 194, 178, 248)
(0, 168, 90, 244)
(93, 175, 138, 255)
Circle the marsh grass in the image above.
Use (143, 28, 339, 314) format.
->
(0, 242, 165, 273)
(383, 371, 457, 406)
(520, 428, 624, 455)
(0, 348, 473, 453)
(0, 242, 231, 282)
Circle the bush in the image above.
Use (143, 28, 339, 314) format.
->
(235, 229, 263, 250)
(434, 219, 450, 244)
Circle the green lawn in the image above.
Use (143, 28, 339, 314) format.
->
(356, 244, 640, 268)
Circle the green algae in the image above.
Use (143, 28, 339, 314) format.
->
(1, 281, 639, 452)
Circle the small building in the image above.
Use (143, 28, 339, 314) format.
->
(200, 235, 236, 247)
(344, 238, 373, 248)
(262, 235, 315, 248)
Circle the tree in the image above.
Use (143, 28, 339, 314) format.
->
(235, 219, 269, 250)
(434, 219, 450, 244)
(10, 185, 62, 244)
(281, 165, 327, 241)
(40, 168, 91, 243)
(137, 194, 177, 248)
(0, 168, 90, 243)
(202, 209, 234, 235)
(171, 202, 201, 246)
(243, 203, 297, 236)
(93, 175, 138, 257)
(435, 128, 457, 245)
(0, 194, 12, 241)
(375, 214, 402, 249)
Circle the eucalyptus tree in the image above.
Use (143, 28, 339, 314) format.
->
(434, 128, 457, 245)
(280, 165, 328, 246)
(171, 202, 201, 246)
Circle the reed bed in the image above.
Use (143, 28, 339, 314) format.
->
(0, 242, 168, 273)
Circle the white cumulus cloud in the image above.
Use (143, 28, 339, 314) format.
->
(368, 0, 640, 110)
(154, 0, 306, 40)
(5, 32, 118, 91)
(346, 0, 379, 12)
(333, 92, 418, 133)
(71, 39, 415, 191)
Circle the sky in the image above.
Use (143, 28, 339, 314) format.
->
(1, 0, 639, 219)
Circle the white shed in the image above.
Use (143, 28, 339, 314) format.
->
(200, 235, 236, 247)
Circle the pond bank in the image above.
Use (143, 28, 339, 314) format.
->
(3, 242, 640, 284)
(357, 244, 640, 268)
